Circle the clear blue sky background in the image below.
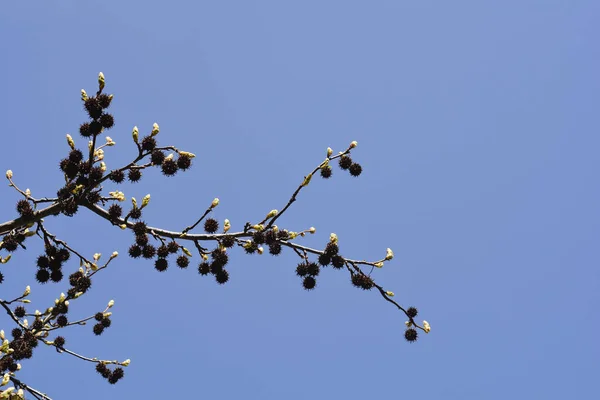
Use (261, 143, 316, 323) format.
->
(1, 1, 598, 399)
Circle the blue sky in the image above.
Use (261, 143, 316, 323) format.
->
(1, 1, 599, 399)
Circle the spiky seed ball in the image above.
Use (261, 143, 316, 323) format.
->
(109, 169, 125, 183)
(135, 234, 149, 247)
(351, 274, 374, 290)
(142, 245, 156, 259)
(215, 269, 229, 284)
(62, 199, 79, 217)
(37, 255, 50, 268)
(204, 218, 219, 233)
(54, 336, 66, 348)
(128, 168, 142, 183)
(406, 307, 418, 318)
(55, 302, 69, 315)
(155, 258, 168, 271)
(1, 235, 18, 252)
(320, 165, 333, 178)
(296, 263, 308, 277)
(339, 155, 352, 170)
(36, 269, 50, 284)
(57, 248, 70, 262)
(76, 276, 92, 292)
(318, 253, 331, 266)
(86, 190, 102, 204)
(93, 323, 105, 336)
(129, 207, 142, 220)
(56, 315, 68, 327)
(62, 160, 80, 179)
(89, 166, 104, 182)
(141, 136, 157, 152)
(79, 160, 92, 175)
(67, 288, 78, 298)
(211, 249, 229, 268)
(108, 204, 123, 219)
(177, 154, 192, 170)
(128, 245, 142, 258)
(221, 235, 235, 248)
(7, 362, 18, 373)
(0, 272, 3, 284)
(167, 241, 179, 254)
(14, 306, 26, 318)
(349, 163, 362, 177)
(95, 312, 104, 322)
(69, 149, 84, 163)
(97, 93, 112, 109)
(32, 319, 43, 331)
(151, 150, 166, 165)
(79, 122, 92, 137)
(268, 242, 282, 255)
(99, 113, 114, 129)
(324, 242, 339, 256)
(264, 230, 277, 245)
(303, 276, 316, 290)
(176, 255, 189, 269)
(101, 318, 112, 328)
(84, 97, 103, 119)
(69, 271, 84, 286)
(405, 328, 418, 343)
(252, 231, 265, 244)
(96, 362, 109, 375)
(89, 121, 103, 136)
(132, 221, 147, 236)
(306, 262, 320, 276)
(210, 262, 223, 275)
(50, 270, 63, 283)
(198, 262, 211, 275)
(331, 255, 344, 269)
(277, 230, 290, 240)
(16, 200, 33, 218)
(56, 185, 72, 200)
(157, 245, 169, 258)
(109, 367, 124, 384)
(161, 158, 178, 176)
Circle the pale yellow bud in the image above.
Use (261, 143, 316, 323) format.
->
(119, 224, 127, 230)
(327, 147, 333, 157)
(179, 151, 196, 158)
(385, 248, 394, 261)
(72, 184, 84, 195)
(66, 134, 75, 150)
(132, 126, 139, 143)
(100, 161, 107, 172)
(22, 320, 28, 328)
(93, 253, 101, 261)
(141, 194, 150, 208)
(385, 291, 395, 297)
(309, 227, 316, 234)
(272, 225, 279, 233)
(253, 224, 264, 231)
(330, 233, 338, 243)
(0, 331, 4, 341)
(94, 148, 104, 161)
(350, 140, 358, 149)
(5, 170, 12, 180)
(165, 153, 174, 161)
(202, 254, 209, 261)
(288, 232, 297, 239)
(223, 219, 231, 233)
(111, 251, 119, 259)
(0, 373, 9, 386)
(90, 263, 98, 271)
(266, 210, 278, 219)
(405, 320, 413, 328)
(211, 198, 220, 208)
(374, 262, 384, 268)
(23, 286, 30, 297)
(151, 122, 160, 136)
(81, 89, 88, 101)
(88, 140, 93, 151)
(24, 229, 35, 237)
(98, 72, 105, 90)
(302, 173, 312, 187)
(24, 188, 30, 197)
(182, 247, 192, 257)
(131, 197, 137, 208)
(108, 300, 114, 308)
(22, 300, 31, 304)
(257, 246, 264, 255)
(105, 136, 115, 146)
(121, 359, 131, 367)
(423, 321, 431, 333)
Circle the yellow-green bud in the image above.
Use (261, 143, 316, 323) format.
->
(132, 126, 139, 143)
(182, 247, 192, 257)
(385, 291, 395, 297)
(329, 233, 338, 244)
(223, 219, 231, 233)
(385, 248, 394, 261)
(374, 262, 384, 268)
(105, 136, 115, 146)
(211, 198, 219, 208)
(121, 359, 131, 367)
(151, 122, 159, 136)
(23, 286, 30, 297)
(309, 227, 316, 234)
(98, 72, 105, 91)
(179, 151, 196, 158)
(108, 300, 114, 308)
(66, 134, 75, 150)
(131, 197, 137, 209)
(81, 89, 88, 101)
(350, 140, 358, 149)
(141, 194, 150, 208)
(5, 170, 12, 180)
(423, 321, 431, 333)
(266, 210, 278, 219)
(327, 147, 333, 157)
(302, 173, 312, 187)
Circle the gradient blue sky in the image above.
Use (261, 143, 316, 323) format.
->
(1, 1, 598, 399)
